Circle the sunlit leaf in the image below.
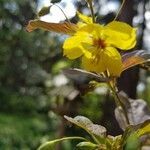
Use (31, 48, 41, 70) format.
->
(26, 20, 77, 35)
(122, 50, 150, 71)
(38, 6, 51, 17)
(64, 115, 106, 144)
(121, 120, 150, 148)
(134, 120, 150, 137)
(38, 136, 86, 150)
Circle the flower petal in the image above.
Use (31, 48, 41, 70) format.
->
(82, 55, 105, 73)
(77, 11, 93, 24)
(63, 31, 93, 59)
(78, 23, 103, 36)
(104, 21, 136, 50)
(63, 35, 83, 59)
(77, 24, 104, 58)
(101, 47, 123, 76)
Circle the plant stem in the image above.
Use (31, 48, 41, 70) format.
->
(108, 81, 130, 126)
(114, 0, 126, 20)
(52, 4, 71, 23)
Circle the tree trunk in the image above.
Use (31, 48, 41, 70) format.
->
(117, 0, 139, 99)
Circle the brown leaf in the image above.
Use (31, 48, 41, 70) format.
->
(122, 50, 150, 71)
(26, 19, 77, 35)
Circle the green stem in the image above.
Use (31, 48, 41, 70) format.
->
(108, 82, 130, 126)
(38, 136, 87, 150)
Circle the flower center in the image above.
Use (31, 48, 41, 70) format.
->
(93, 38, 106, 49)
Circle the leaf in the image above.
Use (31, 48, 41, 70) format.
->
(122, 50, 150, 71)
(133, 120, 150, 137)
(65, 115, 92, 129)
(115, 92, 150, 131)
(63, 68, 111, 94)
(76, 141, 97, 150)
(64, 116, 106, 144)
(63, 68, 111, 83)
(38, 6, 51, 17)
(121, 120, 150, 147)
(51, 0, 61, 3)
(26, 20, 77, 35)
(125, 134, 140, 150)
(38, 136, 86, 150)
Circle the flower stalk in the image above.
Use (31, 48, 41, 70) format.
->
(114, 0, 126, 20)
(108, 81, 130, 126)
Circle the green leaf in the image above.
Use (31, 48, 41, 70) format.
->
(38, 6, 51, 17)
(133, 120, 150, 137)
(121, 120, 150, 148)
(125, 134, 140, 150)
(122, 50, 150, 71)
(64, 116, 106, 144)
(26, 20, 77, 35)
(38, 136, 86, 150)
(76, 142, 97, 150)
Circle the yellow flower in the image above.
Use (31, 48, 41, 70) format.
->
(63, 15, 136, 76)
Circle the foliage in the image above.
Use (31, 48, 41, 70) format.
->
(1, 0, 150, 149)
(26, 0, 150, 149)
(0, 113, 48, 149)
(0, 0, 65, 149)
(39, 115, 150, 150)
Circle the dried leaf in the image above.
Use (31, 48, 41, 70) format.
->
(115, 92, 150, 131)
(26, 20, 77, 35)
(122, 50, 150, 71)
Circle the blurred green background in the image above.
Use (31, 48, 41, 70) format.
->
(0, 0, 150, 149)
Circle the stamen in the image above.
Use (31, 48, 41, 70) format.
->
(93, 38, 106, 49)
